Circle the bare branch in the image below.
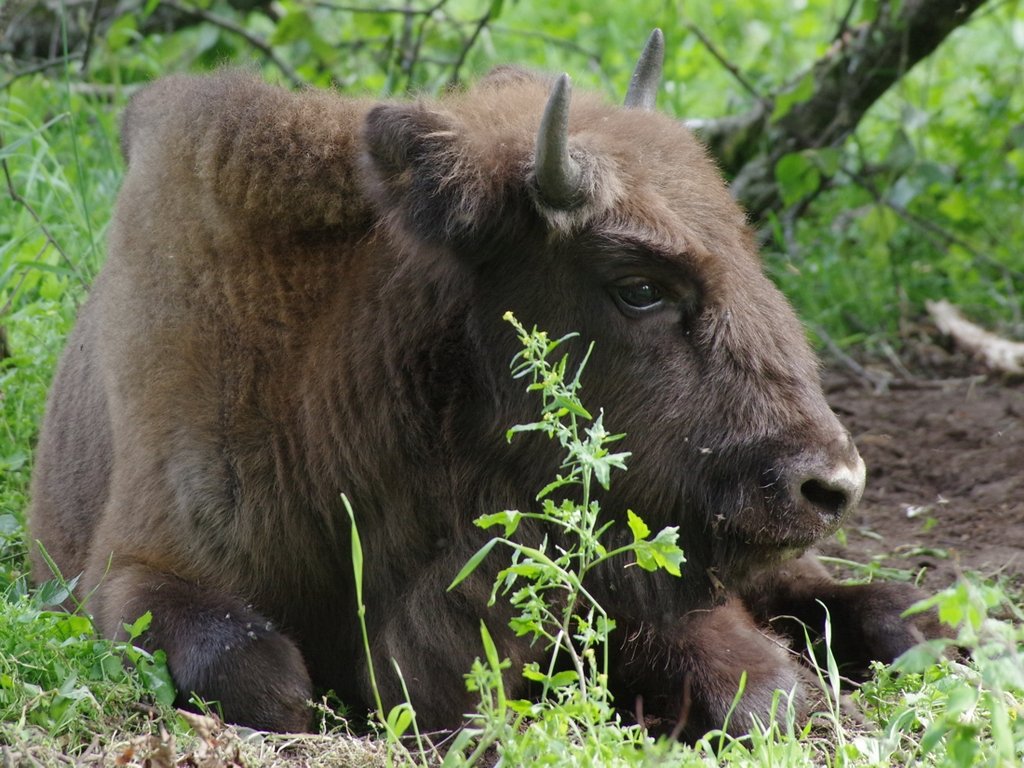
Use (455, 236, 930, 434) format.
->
(161, 0, 306, 88)
(0, 53, 80, 91)
(841, 163, 1024, 283)
(79, 0, 105, 75)
(446, 2, 495, 88)
(813, 323, 893, 393)
(1, 154, 89, 288)
(832, 0, 861, 43)
(706, 0, 991, 219)
(686, 23, 767, 105)
(312, 1, 438, 13)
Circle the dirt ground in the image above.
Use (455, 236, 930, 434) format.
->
(820, 368, 1024, 593)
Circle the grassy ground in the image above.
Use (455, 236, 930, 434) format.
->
(2, 0, 1023, 764)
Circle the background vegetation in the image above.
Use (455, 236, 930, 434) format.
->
(1, 0, 1022, 764)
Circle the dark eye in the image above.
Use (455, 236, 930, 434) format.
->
(612, 279, 664, 315)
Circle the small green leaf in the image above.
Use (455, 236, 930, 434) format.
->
(476, 510, 522, 537)
(479, 622, 502, 673)
(886, 128, 917, 173)
(892, 639, 948, 673)
(57, 613, 93, 637)
(632, 526, 685, 576)
(136, 649, 176, 706)
(526, 669, 580, 689)
(536, 475, 573, 500)
(343, 495, 364, 603)
(556, 669, 582, 687)
(552, 394, 592, 420)
(124, 611, 152, 641)
(34, 575, 80, 608)
(498, 562, 544, 580)
(813, 147, 842, 177)
(945, 683, 980, 715)
(105, 13, 138, 51)
(448, 538, 500, 591)
(0, 453, 26, 472)
(386, 703, 414, 738)
(506, 422, 550, 442)
(771, 70, 815, 121)
(626, 510, 650, 542)
(775, 152, 821, 206)
(939, 188, 973, 223)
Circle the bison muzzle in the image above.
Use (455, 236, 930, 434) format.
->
(29, 31, 940, 738)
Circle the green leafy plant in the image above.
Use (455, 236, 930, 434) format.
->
(852, 576, 1024, 767)
(0, 575, 175, 747)
(440, 313, 686, 764)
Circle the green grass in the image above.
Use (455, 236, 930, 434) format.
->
(2, 0, 1023, 764)
(0, 577, 172, 746)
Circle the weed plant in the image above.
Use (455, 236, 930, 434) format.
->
(349, 319, 1024, 768)
(1, 2, 1023, 762)
(0, 314, 1022, 764)
(0, 573, 174, 750)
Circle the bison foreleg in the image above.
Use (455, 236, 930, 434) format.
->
(610, 600, 809, 741)
(740, 552, 946, 679)
(93, 564, 313, 731)
(360, 565, 545, 733)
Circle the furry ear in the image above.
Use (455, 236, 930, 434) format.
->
(361, 103, 489, 249)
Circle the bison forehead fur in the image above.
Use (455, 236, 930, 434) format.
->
(29, 59, 941, 736)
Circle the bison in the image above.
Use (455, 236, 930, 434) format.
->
(29, 31, 939, 739)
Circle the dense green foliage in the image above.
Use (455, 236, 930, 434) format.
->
(1, 0, 1023, 764)
(2, 0, 1022, 531)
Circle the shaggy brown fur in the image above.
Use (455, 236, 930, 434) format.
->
(29, 67, 940, 736)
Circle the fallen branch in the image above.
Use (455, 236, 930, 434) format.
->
(813, 323, 893, 393)
(927, 299, 1024, 375)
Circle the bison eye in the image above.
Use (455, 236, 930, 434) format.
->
(613, 279, 664, 315)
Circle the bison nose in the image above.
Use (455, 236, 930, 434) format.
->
(790, 445, 865, 523)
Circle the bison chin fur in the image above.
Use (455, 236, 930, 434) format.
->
(27, 47, 947, 739)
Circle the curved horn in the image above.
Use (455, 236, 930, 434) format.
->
(534, 73, 584, 209)
(624, 28, 664, 110)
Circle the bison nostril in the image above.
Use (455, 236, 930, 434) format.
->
(800, 478, 850, 518)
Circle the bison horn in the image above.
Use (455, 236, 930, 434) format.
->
(534, 73, 585, 209)
(624, 28, 664, 110)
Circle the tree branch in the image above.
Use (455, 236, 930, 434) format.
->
(161, 0, 306, 88)
(2, 154, 89, 288)
(695, 0, 991, 220)
(686, 23, 767, 105)
(446, 2, 495, 88)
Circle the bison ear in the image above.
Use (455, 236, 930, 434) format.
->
(361, 103, 484, 248)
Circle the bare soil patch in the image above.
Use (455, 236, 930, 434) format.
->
(821, 372, 1024, 592)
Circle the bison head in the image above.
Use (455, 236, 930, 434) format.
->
(358, 31, 864, 595)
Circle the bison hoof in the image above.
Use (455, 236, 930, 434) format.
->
(108, 572, 315, 732)
(174, 624, 314, 732)
(824, 581, 949, 679)
(613, 601, 808, 742)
